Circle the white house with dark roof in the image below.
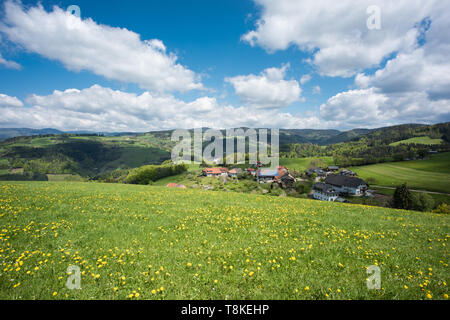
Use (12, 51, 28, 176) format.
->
(324, 174, 368, 195)
(313, 183, 339, 201)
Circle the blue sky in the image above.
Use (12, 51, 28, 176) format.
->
(0, 0, 449, 131)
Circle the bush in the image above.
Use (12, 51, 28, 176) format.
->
(411, 193, 435, 212)
(295, 182, 311, 194)
(126, 164, 187, 185)
(432, 203, 449, 214)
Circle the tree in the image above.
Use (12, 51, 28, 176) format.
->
(411, 193, 435, 212)
(392, 183, 414, 210)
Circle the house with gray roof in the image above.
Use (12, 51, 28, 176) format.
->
(324, 174, 368, 195)
(313, 182, 339, 202)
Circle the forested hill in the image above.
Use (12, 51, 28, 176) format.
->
(0, 122, 448, 178)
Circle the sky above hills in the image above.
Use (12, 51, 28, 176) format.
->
(0, 0, 449, 132)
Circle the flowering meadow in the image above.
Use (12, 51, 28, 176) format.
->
(0, 182, 448, 300)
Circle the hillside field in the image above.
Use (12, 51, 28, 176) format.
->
(280, 157, 334, 172)
(0, 182, 448, 300)
(390, 136, 444, 146)
(351, 152, 450, 194)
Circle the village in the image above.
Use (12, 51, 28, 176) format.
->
(167, 162, 370, 204)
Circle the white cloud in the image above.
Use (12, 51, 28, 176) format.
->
(225, 64, 302, 108)
(0, 85, 324, 131)
(0, 53, 21, 69)
(320, 88, 450, 129)
(334, 5, 450, 127)
(243, 0, 440, 77)
(0, 1, 202, 92)
(312, 86, 321, 95)
(0, 93, 23, 108)
(300, 74, 311, 85)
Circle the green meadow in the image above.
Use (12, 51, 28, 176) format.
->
(390, 136, 444, 146)
(0, 182, 448, 300)
(351, 152, 450, 194)
(280, 157, 334, 172)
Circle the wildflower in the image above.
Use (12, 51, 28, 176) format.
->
(304, 286, 310, 291)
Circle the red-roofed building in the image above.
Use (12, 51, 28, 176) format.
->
(166, 183, 186, 189)
(202, 167, 229, 177)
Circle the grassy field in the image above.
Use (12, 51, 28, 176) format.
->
(351, 152, 450, 194)
(280, 157, 334, 172)
(0, 182, 448, 300)
(372, 187, 450, 206)
(390, 136, 443, 146)
(46, 174, 85, 182)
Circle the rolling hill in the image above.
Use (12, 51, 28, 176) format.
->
(351, 152, 450, 193)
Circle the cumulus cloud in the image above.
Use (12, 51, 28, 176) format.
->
(0, 85, 324, 131)
(330, 3, 450, 128)
(243, 0, 439, 77)
(237, 0, 450, 128)
(0, 1, 202, 92)
(225, 64, 302, 108)
(0, 93, 23, 108)
(320, 89, 450, 129)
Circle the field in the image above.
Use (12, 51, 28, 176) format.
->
(390, 136, 443, 146)
(351, 152, 450, 194)
(280, 157, 334, 172)
(0, 182, 448, 300)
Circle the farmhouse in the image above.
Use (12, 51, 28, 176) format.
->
(306, 167, 326, 177)
(339, 169, 357, 177)
(327, 166, 339, 172)
(257, 166, 291, 183)
(202, 167, 229, 177)
(313, 183, 339, 202)
(228, 168, 243, 178)
(246, 168, 256, 176)
(257, 168, 279, 183)
(276, 173, 296, 189)
(324, 174, 368, 195)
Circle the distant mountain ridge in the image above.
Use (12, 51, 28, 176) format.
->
(0, 128, 143, 141)
(0, 122, 448, 146)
